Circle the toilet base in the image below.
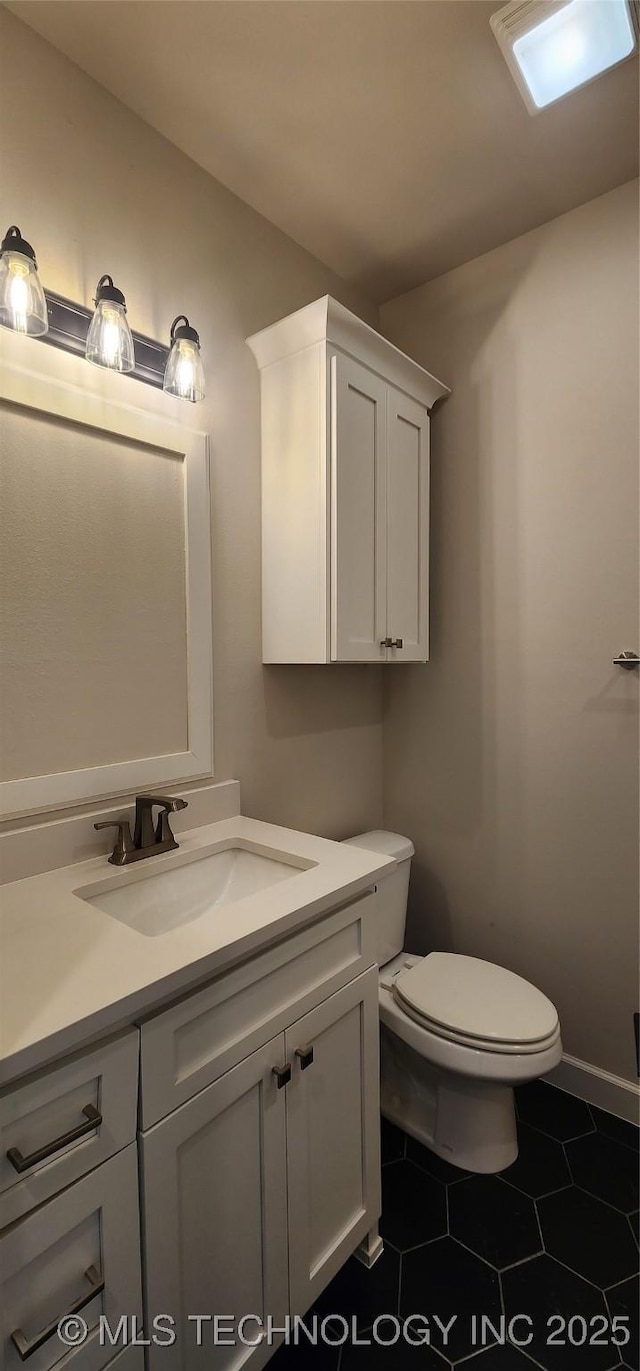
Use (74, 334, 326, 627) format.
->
(381, 1023, 518, 1173)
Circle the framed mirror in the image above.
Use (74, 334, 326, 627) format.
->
(0, 362, 213, 818)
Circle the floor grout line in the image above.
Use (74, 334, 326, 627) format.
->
(301, 1109, 638, 1371)
(498, 1175, 573, 1203)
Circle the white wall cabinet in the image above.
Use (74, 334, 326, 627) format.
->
(141, 969, 380, 1370)
(247, 296, 448, 664)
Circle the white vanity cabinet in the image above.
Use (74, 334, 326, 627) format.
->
(284, 969, 380, 1312)
(247, 296, 449, 665)
(0, 1029, 142, 1371)
(141, 1035, 289, 1371)
(141, 969, 379, 1371)
(1, 875, 384, 1371)
(0, 1143, 142, 1371)
(138, 885, 382, 1371)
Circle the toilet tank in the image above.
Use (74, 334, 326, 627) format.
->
(342, 830, 415, 967)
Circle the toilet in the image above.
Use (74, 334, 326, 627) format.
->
(344, 831, 562, 1173)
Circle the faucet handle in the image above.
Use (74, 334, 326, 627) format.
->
(133, 794, 187, 849)
(94, 819, 135, 866)
(135, 794, 188, 811)
(133, 793, 188, 849)
(153, 796, 188, 846)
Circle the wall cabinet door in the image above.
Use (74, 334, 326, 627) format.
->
(330, 353, 388, 662)
(386, 387, 430, 662)
(330, 353, 430, 664)
(141, 1036, 289, 1371)
(0, 1143, 141, 1371)
(285, 969, 381, 1313)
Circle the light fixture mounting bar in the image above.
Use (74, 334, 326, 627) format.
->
(41, 289, 169, 389)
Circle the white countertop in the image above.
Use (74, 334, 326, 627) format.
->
(0, 816, 393, 1086)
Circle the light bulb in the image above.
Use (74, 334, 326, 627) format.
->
(86, 275, 135, 373)
(8, 262, 30, 333)
(0, 226, 48, 336)
(163, 316, 205, 403)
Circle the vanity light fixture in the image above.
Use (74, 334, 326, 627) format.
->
(491, 0, 638, 113)
(0, 225, 49, 336)
(85, 274, 135, 373)
(0, 222, 199, 401)
(163, 316, 205, 403)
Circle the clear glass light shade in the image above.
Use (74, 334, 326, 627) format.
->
(513, 0, 635, 109)
(163, 335, 205, 403)
(0, 249, 48, 336)
(86, 298, 135, 372)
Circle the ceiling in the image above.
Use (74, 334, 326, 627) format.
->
(8, 0, 639, 302)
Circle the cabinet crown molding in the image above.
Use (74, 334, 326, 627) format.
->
(247, 295, 449, 412)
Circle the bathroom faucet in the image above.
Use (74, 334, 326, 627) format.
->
(95, 794, 188, 866)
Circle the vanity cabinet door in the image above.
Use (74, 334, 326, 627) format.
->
(285, 968, 381, 1313)
(0, 1143, 142, 1371)
(140, 1035, 289, 1371)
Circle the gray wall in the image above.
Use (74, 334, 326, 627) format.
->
(380, 182, 639, 1083)
(2, 12, 637, 1086)
(0, 9, 384, 839)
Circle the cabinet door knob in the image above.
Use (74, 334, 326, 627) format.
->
(379, 638, 392, 648)
(391, 638, 403, 649)
(273, 1063, 292, 1089)
(295, 1045, 314, 1071)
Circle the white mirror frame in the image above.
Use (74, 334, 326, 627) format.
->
(0, 362, 213, 819)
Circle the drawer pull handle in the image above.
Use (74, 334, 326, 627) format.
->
(6, 1104, 102, 1175)
(10, 1264, 104, 1361)
(272, 1063, 291, 1089)
(295, 1045, 314, 1071)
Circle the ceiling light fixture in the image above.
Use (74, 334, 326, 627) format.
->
(0, 225, 49, 336)
(86, 274, 135, 373)
(163, 316, 205, 403)
(491, 0, 638, 113)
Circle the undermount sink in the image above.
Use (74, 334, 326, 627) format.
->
(74, 840, 315, 937)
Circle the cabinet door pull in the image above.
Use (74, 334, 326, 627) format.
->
(379, 638, 392, 648)
(391, 638, 403, 649)
(295, 1045, 314, 1071)
(272, 1063, 292, 1089)
(10, 1265, 104, 1361)
(6, 1104, 102, 1175)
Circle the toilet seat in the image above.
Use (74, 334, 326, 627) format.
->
(391, 952, 560, 1055)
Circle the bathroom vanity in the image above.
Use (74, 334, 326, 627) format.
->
(0, 815, 394, 1371)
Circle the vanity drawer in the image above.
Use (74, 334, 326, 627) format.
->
(140, 892, 376, 1126)
(0, 1142, 142, 1371)
(0, 1030, 139, 1227)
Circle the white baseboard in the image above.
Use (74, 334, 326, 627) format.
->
(545, 1053, 640, 1125)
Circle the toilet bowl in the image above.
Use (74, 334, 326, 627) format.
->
(344, 832, 562, 1173)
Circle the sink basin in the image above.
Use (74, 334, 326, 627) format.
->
(75, 840, 315, 937)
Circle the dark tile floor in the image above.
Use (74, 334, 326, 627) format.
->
(271, 1081, 639, 1370)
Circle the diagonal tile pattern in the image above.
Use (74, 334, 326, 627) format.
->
(271, 1081, 639, 1371)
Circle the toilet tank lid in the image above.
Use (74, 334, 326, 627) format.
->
(343, 830, 415, 862)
